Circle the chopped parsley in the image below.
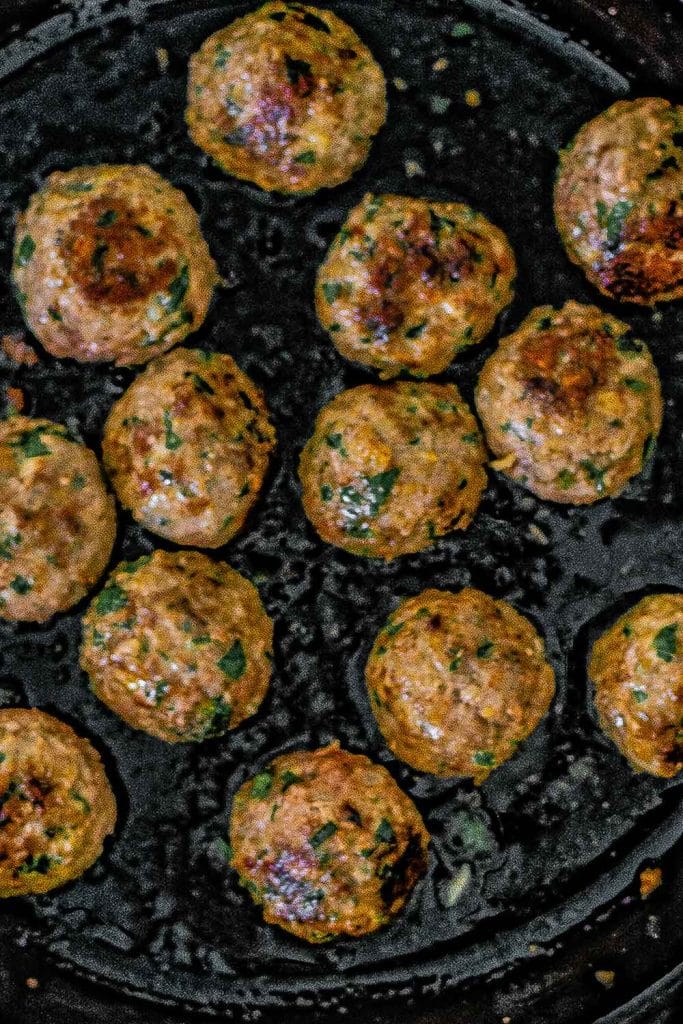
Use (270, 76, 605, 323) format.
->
(374, 818, 395, 844)
(652, 623, 677, 663)
(163, 409, 182, 450)
(473, 750, 495, 767)
(309, 821, 338, 848)
(96, 209, 117, 227)
(293, 150, 316, 164)
(217, 639, 246, 679)
(325, 432, 348, 456)
(95, 583, 128, 615)
(251, 772, 273, 799)
(9, 575, 32, 595)
(160, 266, 189, 314)
(322, 281, 342, 303)
(280, 770, 302, 791)
(405, 320, 427, 339)
(476, 639, 494, 659)
(16, 235, 35, 267)
(623, 378, 648, 393)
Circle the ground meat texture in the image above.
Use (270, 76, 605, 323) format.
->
(298, 383, 487, 560)
(229, 743, 429, 942)
(365, 589, 555, 783)
(12, 164, 218, 365)
(185, 1, 387, 194)
(554, 98, 683, 304)
(0, 416, 116, 623)
(0, 709, 116, 897)
(316, 194, 516, 379)
(80, 550, 273, 743)
(102, 348, 276, 548)
(475, 301, 662, 505)
(590, 594, 683, 778)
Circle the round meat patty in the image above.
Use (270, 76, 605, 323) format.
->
(298, 382, 487, 559)
(475, 301, 662, 504)
(0, 416, 116, 623)
(365, 588, 555, 782)
(186, 1, 387, 194)
(554, 97, 683, 304)
(229, 743, 429, 942)
(80, 549, 273, 743)
(590, 593, 683, 778)
(316, 193, 516, 378)
(102, 348, 276, 548)
(12, 164, 218, 365)
(0, 708, 116, 897)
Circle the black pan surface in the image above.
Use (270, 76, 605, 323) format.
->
(0, 1, 682, 1021)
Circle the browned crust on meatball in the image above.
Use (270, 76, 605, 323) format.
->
(186, 2, 387, 194)
(316, 194, 516, 378)
(365, 588, 555, 783)
(590, 593, 683, 778)
(0, 708, 116, 897)
(229, 743, 429, 941)
(12, 164, 218, 365)
(554, 98, 683, 304)
(475, 301, 663, 504)
(0, 416, 116, 622)
(102, 348, 276, 548)
(80, 549, 273, 743)
(298, 382, 487, 559)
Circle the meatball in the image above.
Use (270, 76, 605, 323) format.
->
(0, 416, 116, 623)
(186, 2, 387, 194)
(316, 194, 516, 379)
(12, 164, 218, 365)
(0, 708, 116, 897)
(365, 589, 555, 783)
(298, 383, 487, 559)
(475, 301, 663, 504)
(80, 549, 273, 743)
(102, 348, 276, 548)
(590, 593, 683, 778)
(229, 743, 429, 942)
(554, 98, 683, 304)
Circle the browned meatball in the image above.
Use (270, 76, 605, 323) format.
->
(298, 383, 487, 559)
(102, 348, 276, 548)
(590, 593, 683, 778)
(229, 743, 429, 941)
(0, 709, 116, 897)
(12, 164, 218, 364)
(80, 549, 273, 743)
(0, 416, 116, 622)
(365, 588, 555, 783)
(186, 2, 387, 194)
(475, 302, 663, 504)
(554, 98, 683, 304)
(316, 194, 516, 378)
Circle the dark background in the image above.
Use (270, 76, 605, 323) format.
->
(0, 2, 683, 1022)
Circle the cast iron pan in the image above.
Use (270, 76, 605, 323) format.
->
(0, 1, 682, 1021)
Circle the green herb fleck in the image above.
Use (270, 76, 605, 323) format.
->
(9, 575, 32, 595)
(251, 772, 273, 799)
(652, 623, 677, 663)
(160, 266, 189, 314)
(163, 409, 182, 450)
(293, 150, 316, 164)
(95, 583, 128, 615)
(632, 688, 649, 704)
(374, 818, 395, 844)
(405, 320, 427, 339)
(451, 21, 475, 38)
(473, 750, 495, 767)
(322, 281, 342, 303)
(320, 483, 333, 501)
(476, 639, 494, 659)
(310, 821, 338, 848)
(217, 639, 246, 679)
(557, 468, 576, 490)
(16, 235, 35, 267)
(624, 378, 647, 393)
(96, 209, 118, 228)
(326, 432, 348, 456)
